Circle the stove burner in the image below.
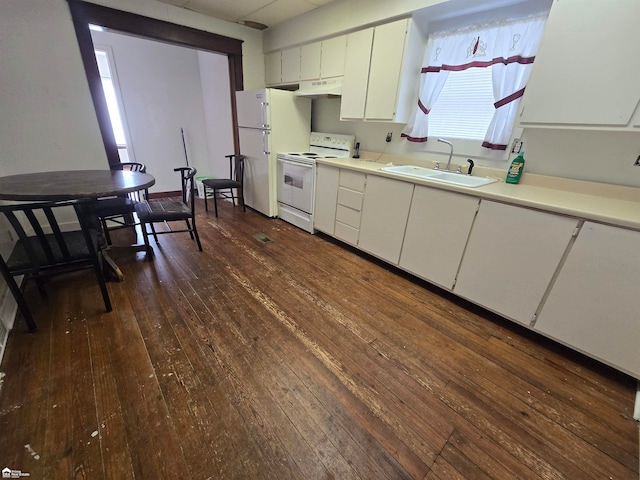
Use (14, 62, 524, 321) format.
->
(288, 152, 317, 156)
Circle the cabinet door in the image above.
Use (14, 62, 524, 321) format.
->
(340, 28, 374, 120)
(300, 42, 321, 81)
(535, 222, 640, 378)
(314, 164, 339, 235)
(519, 0, 640, 127)
(281, 47, 301, 84)
(399, 186, 479, 290)
(320, 35, 346, 79)
(365, 19, 408, 121)
(454, 201, 578, 325)
(265, 51, 281, 85)
(358, 175, 413, 264)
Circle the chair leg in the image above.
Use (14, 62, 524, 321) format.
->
(101, 217, 112, 245)
(93, 253, 112, 312)
(204, 185, 209, 212)
(140, 222, 153, 259)
(213, 195, 219, 217)
(185, 219, 195, 240)
(149, 223, 159, 244)
(231, 188, 236, 207)
(192, 224, 203, 251)
(240, 188, 246, 212)
(0, 266, 37, 332)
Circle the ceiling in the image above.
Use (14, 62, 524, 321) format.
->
(156, 0, 339, 29)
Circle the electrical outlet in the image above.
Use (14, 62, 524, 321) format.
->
(385, 132, 392, 142)
(511, 138, 523, 153)
(634, 155, 640, 166)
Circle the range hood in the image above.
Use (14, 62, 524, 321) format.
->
(295, 78, 343, 98)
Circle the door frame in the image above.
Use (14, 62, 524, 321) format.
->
(67, 0, 244, 168)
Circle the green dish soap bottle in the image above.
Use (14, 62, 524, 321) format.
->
(506, 151, 525, 184)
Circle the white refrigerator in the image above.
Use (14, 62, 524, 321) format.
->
(236, 89, 311, 217)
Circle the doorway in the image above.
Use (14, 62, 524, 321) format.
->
(67, 0, 244, 170)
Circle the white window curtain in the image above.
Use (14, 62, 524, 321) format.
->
(402, 14, 547, 149)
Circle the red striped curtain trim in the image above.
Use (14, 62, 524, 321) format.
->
(400, 133, 428, 143)
(481, 141, 507, 150)
(421, 54, 535, 74)
(418, 99, 430, 115)
(494, 87, 525, 109)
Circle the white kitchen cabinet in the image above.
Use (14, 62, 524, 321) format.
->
(340, 18, 425, 123)
(535, 222, 640, 378)
(340, 28, 373, 120)
(334, 170, 366, 246)
(320, 35, 346, 79)
(300, 42, 321, 81)
(518, 0, 640, 128)
(358, 175, 414, 264)
(281, 47, 301, 84)
(314, 164, 339, 235)
(399, 187, 479, 290)
(454, 200, 578, 325)
(265, 51, 281, 85)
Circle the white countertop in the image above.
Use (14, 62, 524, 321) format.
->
(317, 154, 640, 231)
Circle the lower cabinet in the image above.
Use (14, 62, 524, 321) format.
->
(535, 222, 640, 378)
(358, 175, 414, 264)
(399, 186, 479, 290)
(334, 170, 366, 246)
(314, 164, 339, 235)
(454, 200, 578, 325)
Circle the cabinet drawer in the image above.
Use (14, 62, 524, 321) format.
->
(337, 187, 363, 211)
(336, 204, 361, 228)
(335, 221, 359, 245)
(339, 170, 365, 191)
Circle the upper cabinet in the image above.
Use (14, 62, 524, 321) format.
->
(281, 47, 301, 84)
(319, 36, 346, 79)
(265, 35, 347, 86)
(518, 0, 640, 129)
(265, 51, 281, 86)
(340, 18, 425, 123)
(300, 42, 321, 81)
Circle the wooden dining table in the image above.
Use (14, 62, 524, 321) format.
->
(0, 169, 156, 281)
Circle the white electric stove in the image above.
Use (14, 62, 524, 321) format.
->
(277, 132, 356, 233)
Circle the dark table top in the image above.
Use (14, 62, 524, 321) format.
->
(0, 169, 156, 201)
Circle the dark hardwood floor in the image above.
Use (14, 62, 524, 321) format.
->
(0, 198, 638, 479)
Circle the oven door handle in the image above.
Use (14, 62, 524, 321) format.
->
(278, 158, 314, 168)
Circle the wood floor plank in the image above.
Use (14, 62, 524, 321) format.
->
(0, 199, 637, 480)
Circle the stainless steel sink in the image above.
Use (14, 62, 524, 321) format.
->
(379, 165, 497, 188)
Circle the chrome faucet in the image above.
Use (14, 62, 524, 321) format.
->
(437, 138, 454, 171)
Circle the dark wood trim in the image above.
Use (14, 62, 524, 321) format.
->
(69, 15, 121, 167)
(66, 0, 245, 167)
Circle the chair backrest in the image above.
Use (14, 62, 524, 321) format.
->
(113, 162, 146, 173)
(0, 199, 98, 274)
(226, 154, 245, 187)
(112, 162, 147, 201)
(174, 166, 197, 213)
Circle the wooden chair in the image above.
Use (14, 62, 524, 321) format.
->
(202, 154, 246, 217)
(0, 199, 112, 332)
(135, 167, 202, 257)
(95, 162, 147, 244)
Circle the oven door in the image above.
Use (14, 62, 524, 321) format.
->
(277, 157, 315, 214)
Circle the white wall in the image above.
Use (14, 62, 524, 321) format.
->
(0, 0, 263, 181)
(92, 29, 213, 192)
(0, 0, 108, 176)
(198, 51, 235, 179)
(270, 0, 640, 187)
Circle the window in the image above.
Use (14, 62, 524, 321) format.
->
(428, 67, 495, 141)
(94, 48, 132, 162)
